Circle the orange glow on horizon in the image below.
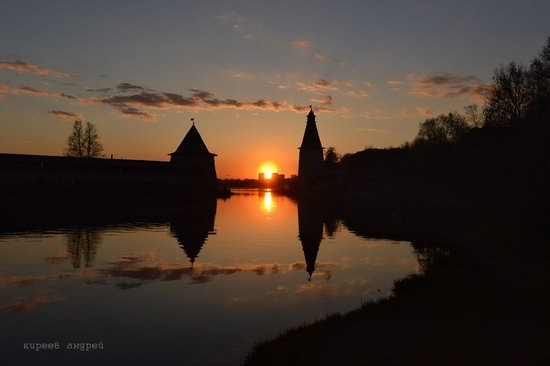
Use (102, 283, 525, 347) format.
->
(258, 161, 278, 179)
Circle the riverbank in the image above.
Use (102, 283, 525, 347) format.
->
(245, 196, 550, 365)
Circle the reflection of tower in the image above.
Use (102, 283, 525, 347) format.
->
(297, 200, 324, 280)
(169, 197, 217, 266)
(298, 107, 324, 181)
(66, 228, 102, 268)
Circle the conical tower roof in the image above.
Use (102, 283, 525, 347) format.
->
(170, 124, 215, 156)
(300, 107, 322, 149)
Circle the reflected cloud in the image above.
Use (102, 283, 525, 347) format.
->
(0, 292, 64, 314)
(97, 258, 287, 290)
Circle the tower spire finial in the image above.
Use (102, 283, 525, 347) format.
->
(191, 117, 195, 126)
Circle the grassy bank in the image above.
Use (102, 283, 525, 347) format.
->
(245, 198, 550, 365)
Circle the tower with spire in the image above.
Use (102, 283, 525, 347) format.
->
(298, 107, 324, 181)
(169, 119, 217, 183)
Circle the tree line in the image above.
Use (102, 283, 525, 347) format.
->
(411, 36, 550, 148)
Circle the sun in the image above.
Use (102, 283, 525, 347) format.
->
(258, 162, 278, 179)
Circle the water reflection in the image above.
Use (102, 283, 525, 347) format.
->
(169, 196, 217, 266)
(66, 228, 102, 268)
(259, 189, 276, 213)
(0, 191, 419, 365)
(297, 200, 323, 280)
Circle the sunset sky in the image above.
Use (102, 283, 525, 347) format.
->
(1, 0, 549, 178)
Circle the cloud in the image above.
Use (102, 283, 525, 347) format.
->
(296, 79, 338, 93)
(99, 88, 286, 119)
(416, 106, 435, 117)
(311, 95, 333, 106)
(48, 110, 84, 121)
(292, 40, 312, 50)
(117, 82, 146, 92)
(217, 11, 260, 40)
(361, 109, 414, 120)
(86, 87, 112, 93)
(387, 80, 402, 85)
(0, 85, 75, 100)
(345, 90, 370, 98)
(408, 73, 489, 99)
(354, 127, 389, 133)
(314, 53, 327, 61)
(0, 85, 8, 100)
(17, 85, 75, 99)
(0, 59, 71, 78)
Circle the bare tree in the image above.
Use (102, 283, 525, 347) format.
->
(483, 62, 531, 126)
(64, 120, 103, 158)
(464, 104, 484, 127)
(83, 121, 104, 158)
(64, 120, 84, 157)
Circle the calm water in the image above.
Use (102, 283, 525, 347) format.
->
(0, 190, 418, 365)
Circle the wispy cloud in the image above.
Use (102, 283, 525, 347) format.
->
(408, 73, 490, 100)
(387, 80, 402, 85)
(0, 85, 75, 100)
(296, 79, 339, 93)
(361, 109, 414, 120)
(117, 82, 146, 92)
(217, 11, 260, 40)
(292, 40, 312, 50)
(86, 87, 112, 93)
(416, 106, 435, 117)
(354, 127, 389, 133)
(47, 110, 84, 121)
(0, 60, 71, 78)
(311, 95, 333, 106)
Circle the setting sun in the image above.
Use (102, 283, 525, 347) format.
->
(258, 162, 278, 179)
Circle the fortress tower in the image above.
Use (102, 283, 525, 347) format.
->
(298, 107, 324, 181)
(169, 121, 217, 182)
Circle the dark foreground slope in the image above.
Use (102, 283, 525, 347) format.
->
(245, 194, 550, 365)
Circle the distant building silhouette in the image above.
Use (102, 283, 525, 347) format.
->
(258, 172, 286, 188)
(298, 107, 324, 181)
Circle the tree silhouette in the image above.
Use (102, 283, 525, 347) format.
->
(413, 112, 470, 147)
(64, 120, 104, 158)
(528, 37, 550, 120)
(483, 62, 530, 126)
(324, 146, 341, 164)
(463, 104, 484, 127)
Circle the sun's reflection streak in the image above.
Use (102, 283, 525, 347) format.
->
(260, 189, 276, 213)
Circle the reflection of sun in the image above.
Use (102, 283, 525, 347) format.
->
(260, 190, 276, 213)
(258, 162, 278, 179)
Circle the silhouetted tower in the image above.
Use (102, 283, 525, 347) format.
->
(169, 119, 217, 182)
(170, 197, 217, 266)
(297, 200, 324, 280)
(298, 107, 324, 181)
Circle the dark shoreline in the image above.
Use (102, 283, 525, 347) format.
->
(244, 192, 550, 365)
